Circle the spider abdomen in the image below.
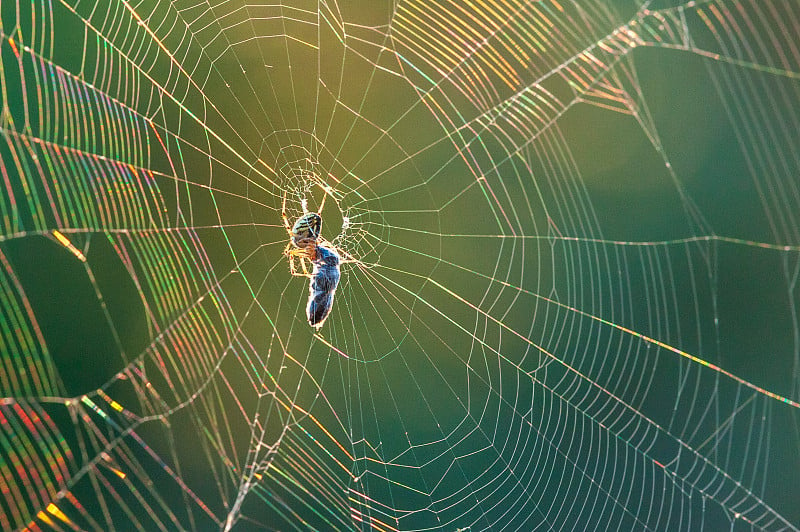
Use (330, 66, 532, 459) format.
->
(291, 212, 322, 247)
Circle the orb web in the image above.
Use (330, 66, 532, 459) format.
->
(1, 0, 799, 530)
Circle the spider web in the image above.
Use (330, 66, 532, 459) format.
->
(1, 0, 799, 530)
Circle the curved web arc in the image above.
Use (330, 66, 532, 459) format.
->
(370, 226, 800, 409)
(329, 265, 654, 528)
(1, 0, 799, 530)
(346, 16, 649, 240)
(62, 0, 277, 189)
(5, 7, 278, 235)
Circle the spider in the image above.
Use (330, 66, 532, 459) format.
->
(281, 192, 325, 278)
(281, 190, 355, 328)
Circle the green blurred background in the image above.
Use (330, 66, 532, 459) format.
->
(1, 0, 798, 530)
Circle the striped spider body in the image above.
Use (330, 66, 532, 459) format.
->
(281, 191, 352, 329)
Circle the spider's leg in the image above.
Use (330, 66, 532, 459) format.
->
(317, 187, 327, 217)
(286, 247, 314, 278)
(300, 257, 311, 276)
(289, 257, 303, 277)
(281, 193, 294, 237)
(288, 255, 313, 278)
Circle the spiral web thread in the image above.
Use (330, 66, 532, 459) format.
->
(0, 0, 799, 530)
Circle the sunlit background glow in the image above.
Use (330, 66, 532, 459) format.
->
(1, 0, 799, 530)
